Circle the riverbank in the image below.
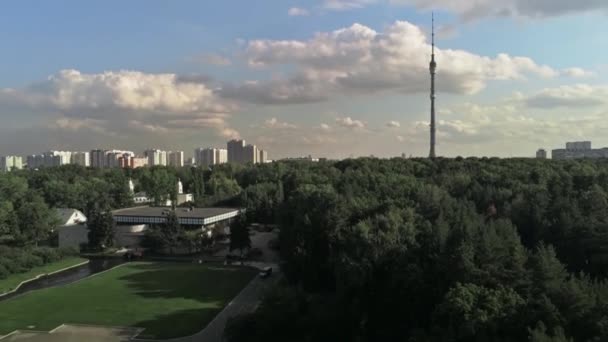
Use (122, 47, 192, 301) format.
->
(0, 257, 88, 295)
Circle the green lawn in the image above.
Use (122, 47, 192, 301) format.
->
(0, 257, 87, 294)
(0, 262, 256, 339)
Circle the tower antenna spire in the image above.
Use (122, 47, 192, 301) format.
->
(432, 12, 435, 56)
(429, 12, 437, 159)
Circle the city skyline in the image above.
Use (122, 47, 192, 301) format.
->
(1, 2, 608, 158)
(3, 137, 271, 169)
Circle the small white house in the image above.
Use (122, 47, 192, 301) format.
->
(56, 208, 88, 248)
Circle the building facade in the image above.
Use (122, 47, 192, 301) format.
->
(0, 156, 23, 171)
(196, 148, 228, 167)
(90, 149, 106, 168)
(259, 149, 268, 164)
(145, 149, 167, 166)
(168, 151, 184, 167)
(552, 141, 608, 160)
(536, 149, 547, 159)
(132, 157, 148, 168)
(227, 139, 246, 163)
(243, 144, 259, 164)
(71, 152, 90, 167)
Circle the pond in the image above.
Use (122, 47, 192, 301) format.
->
(0, 258, 125, 301)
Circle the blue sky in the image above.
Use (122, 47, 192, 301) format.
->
(1, 0, 608, 158)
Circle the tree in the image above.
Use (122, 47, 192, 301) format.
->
(190, 167, 206, 205)
(0, 201, 18, 237)
(163, 210, 185, 254)
(15, 191, 58, 245)
(142, 210, 185, 254)
(528, 322, 573, 342)
(230, 214, 250, 257)
(435, 283, 526, 340)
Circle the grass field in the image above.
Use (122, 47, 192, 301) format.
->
(0, 257, 87, 294)
(0, 262, 257, 339)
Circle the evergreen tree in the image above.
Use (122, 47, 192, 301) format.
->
(230, 214, 251, 257)
(87, 209, 115, 250)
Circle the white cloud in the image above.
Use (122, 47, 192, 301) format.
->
(524, 84, 608, 109)
(52, 117, 107, 134)
(288, 7, 310, 16)
(1, 69, 239, 139)
(225, 21, 559, 104)
(336, 116, 366, 129)
(264, 117, 297, 129)
(35, 69, 232, 114)
(323, 0, 377, 11)
(389, 0, 608, 20)
(562, 67, 595, 78)
(387, 120, 401, 128)
(320, 123, 332, 131)
(396, 135, 405, 142)
(128, 120, 170, 134)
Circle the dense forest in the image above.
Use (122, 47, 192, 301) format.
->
(3, 158, 608, 340)
(226, 157, 608, 342)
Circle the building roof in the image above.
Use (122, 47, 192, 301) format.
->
(55, 208, 87, 226)
(112, 206, 242, 226)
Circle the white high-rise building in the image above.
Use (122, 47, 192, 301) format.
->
(553, 141, 608, 160)
(216, 148, 228, 164)
(566, 141, 591, 151)
(71, 152, 90, 167)
(259, 150, 268, 164)
(0, 156, 23, 171)
(227, 139, 246, 163)
(168, 151, 184, 167)
(536, 149, 547, 159)
(26, 155, 44, 169)
(195, 148, 228, 167)
(90, 149, 106, 168)
(243, 144, 259, 164)
(88, 150, 134, 168)
(46, 151, 72, 166)
(145, 149, 168, 166)
(106, 150, 135, 168)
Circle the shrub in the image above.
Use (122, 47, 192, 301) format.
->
(19, 254, 44, 269)
(31, 247, 61, 264)
(0, 256, 26, 274)
(0, 264, 8, 280)
(58, 246, 79, 257)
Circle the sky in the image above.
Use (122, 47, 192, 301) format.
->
(1, 0, 608, 159)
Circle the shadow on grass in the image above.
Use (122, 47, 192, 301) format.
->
(119, 263, 256, 339)
(133, 308, 219, 340)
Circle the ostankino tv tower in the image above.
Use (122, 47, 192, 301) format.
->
(429, 13, 437, 159)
